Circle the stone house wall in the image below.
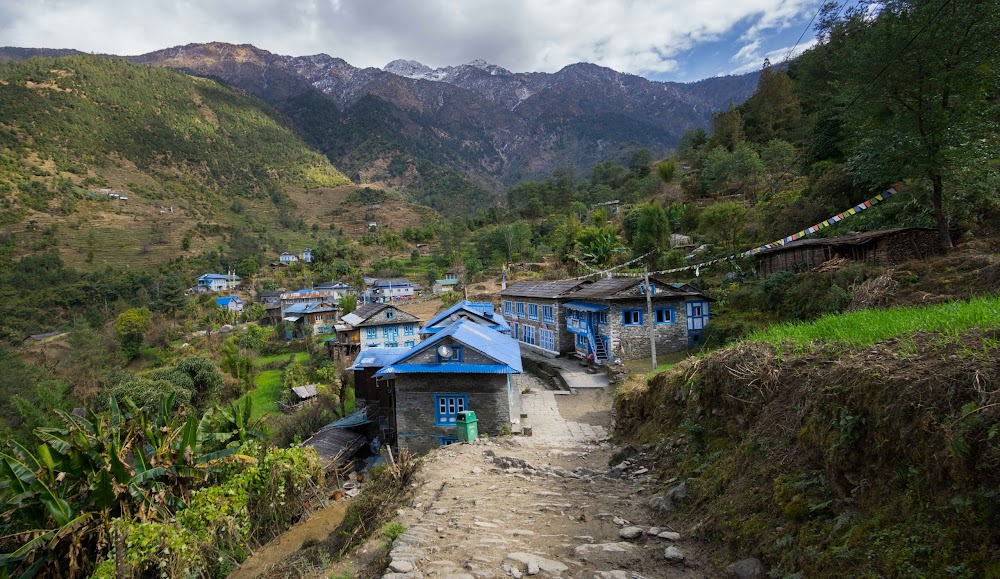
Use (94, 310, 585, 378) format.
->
(395, 373, 515, 455)
(605, 299, 691, 361)
(503, 297, 573, 356)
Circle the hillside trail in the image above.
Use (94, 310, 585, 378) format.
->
(383, 373, 715, 579)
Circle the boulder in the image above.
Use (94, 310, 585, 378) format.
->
(725, 558, 765, 579)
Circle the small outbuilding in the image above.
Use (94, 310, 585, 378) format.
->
(754, 227, 941, 276)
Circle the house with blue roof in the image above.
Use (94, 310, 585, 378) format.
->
(374, 320, 522, 454)
(196, 273, 241, 292)
(282, 301, 340, 337)
(215, 295, 244, 312)
(419, 300, 510, 337)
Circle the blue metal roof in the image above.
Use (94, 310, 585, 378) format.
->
(349, 347, 412, 370)
(215, 296, 241, 307)
(421, 301, 501, 333)
(283, 302, 337, 315)
(377, 320, 522, 377)
(563, 301, 610, 312)
(198, 273, 240, 281)
(375, 363, 515, 376)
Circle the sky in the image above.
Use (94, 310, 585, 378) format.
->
(0, 0, 827, 82)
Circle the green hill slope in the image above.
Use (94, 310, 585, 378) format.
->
(0, 55, 349, 221)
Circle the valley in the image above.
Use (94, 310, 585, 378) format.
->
(0, 2, 998, 576)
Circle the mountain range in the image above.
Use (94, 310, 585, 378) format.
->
(1, 42, 759, 213)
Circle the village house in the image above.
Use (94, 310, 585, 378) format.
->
(420, 300, 510, 338)
(754, 227, 942, 276)
(432, 277, 460, 294)
(279, 252, 299, 265)
(366, 278, 416, 302)
(374, 320, 522, 454)
(500, 277, 713, 361)
(559, 277, 712, 361)
(315, 281, 355, 301)
(215, 295, 244, 312)
(302, 248, 312, 263)
(336, 302, 422, 352)
(499, 279, 585, 357)
(282, 301, 340, 337)
(279, 290, 327, 309)
(196, 273, 241, 292)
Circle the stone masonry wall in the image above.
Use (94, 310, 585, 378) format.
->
(395, 373, 514, 455)
(608, 299, 690, 361)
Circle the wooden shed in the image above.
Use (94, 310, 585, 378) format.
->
(755, 228, 941, 276)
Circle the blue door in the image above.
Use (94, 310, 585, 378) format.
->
(686, 301, 709, 345)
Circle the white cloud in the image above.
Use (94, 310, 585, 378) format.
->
(726, 37, 819, 75)
(0, 0, 816, 79)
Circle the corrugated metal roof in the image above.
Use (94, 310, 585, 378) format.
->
(754, 227, 935, 255)
(421, 301, 498, 332)
(292, 385, 318, 399)
(500, 279, 585, 299)
(375, 364, 514, 376)
(283, 301, 338, 314)
(380, 320, 522, 377)
(349, 347, 412, 370)
(198, 273, 240, 281)
(373, 278, 414, 287)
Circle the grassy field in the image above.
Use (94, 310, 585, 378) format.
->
(749, 294, 1000, 348)
(258, 351, 308, 366)
(246, 369, 283, 419)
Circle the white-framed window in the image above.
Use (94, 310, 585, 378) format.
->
(434, 394, 469, 426)
(539, 328, 555, 351)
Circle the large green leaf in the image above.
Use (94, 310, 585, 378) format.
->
(0, 454, 37, 495)
(91, 469, 116, 511)
(32, 431, 71, 456)
(195, 446, 238, 465)
(36, 481, 73, 527)
(129, 466, 167, 486)
(178, 416, 199, 463)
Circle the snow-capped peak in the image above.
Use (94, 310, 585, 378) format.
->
(383, 59, 433, 78)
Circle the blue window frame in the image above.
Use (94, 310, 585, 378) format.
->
(385, 341, 399, 347)
(528, 303, 539, 320)
(386, 310, 395, 320)
(436, 345, 464, 363)
(383, 326, 399, 338)
(622, 309, 643, 326)
(522, 325, 536, 345)
(404, 340, 415, 347)
(655, 306, 675, 324)
(515, 302, 525, 317)
(404, 324, 414, 336)
(539, 328, 555, 351)
(503, 300, 512, 316)
(366, 327, 377, 339)
(597, 311, 608, 324)
(434, 394, 469, 426)
(542, 305, 554, 323)
(438, 436, 459, 446)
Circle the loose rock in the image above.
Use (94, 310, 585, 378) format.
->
(725, 557, 765, 578)
(619, 526, 644, 540)
(664, 546, 685, 563)
(657, 531, 681, 541)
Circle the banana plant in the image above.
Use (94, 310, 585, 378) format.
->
(0, 394, 263, 577)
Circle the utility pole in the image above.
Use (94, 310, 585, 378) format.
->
(644, 265, 657, 371)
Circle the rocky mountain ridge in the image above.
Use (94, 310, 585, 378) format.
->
(1, 42, 760, 211)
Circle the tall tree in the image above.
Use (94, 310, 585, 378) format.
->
(826, 0, 1000, 248)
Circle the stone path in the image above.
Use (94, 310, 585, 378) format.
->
(522, 350, 610, 390)
(381, 371, 712, 578)
(519, 387, 609, 446)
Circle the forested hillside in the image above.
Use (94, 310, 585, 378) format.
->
(0, 55, 349, 227)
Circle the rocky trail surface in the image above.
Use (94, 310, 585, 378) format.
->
(382, 378, 717, 579)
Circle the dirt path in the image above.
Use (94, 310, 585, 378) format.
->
(382, 376, 715, 578)
(230, 499, 351, 579)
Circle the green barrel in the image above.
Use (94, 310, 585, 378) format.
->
(455, 410, 479, 442)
